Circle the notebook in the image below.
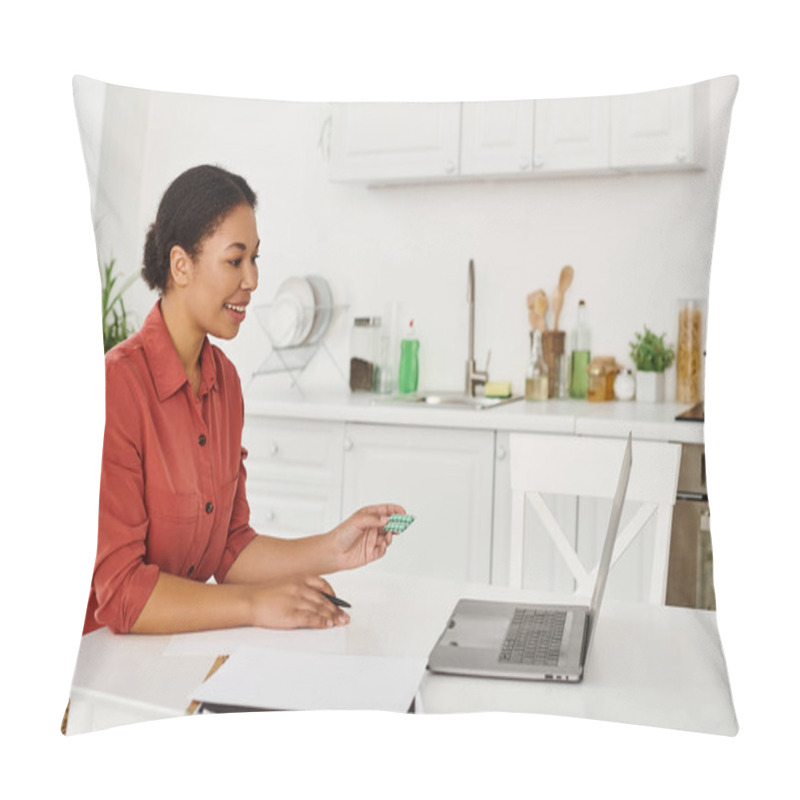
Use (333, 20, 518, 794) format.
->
(427, 432, 632, 683)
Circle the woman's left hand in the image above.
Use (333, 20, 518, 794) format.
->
(330, 503, 407, 571)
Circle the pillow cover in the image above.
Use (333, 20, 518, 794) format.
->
(67, 74, 738, 736)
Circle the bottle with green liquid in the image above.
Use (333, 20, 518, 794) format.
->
(397, 319, 419, 394)
(569, 299, 591, 399)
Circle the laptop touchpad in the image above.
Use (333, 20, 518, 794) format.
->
(443, 615, 509, 649)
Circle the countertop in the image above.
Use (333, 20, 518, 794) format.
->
(243, 386, 703, 444)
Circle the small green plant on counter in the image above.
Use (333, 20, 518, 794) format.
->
(101, 259, 137, 353)
(629, 326, 675, 372)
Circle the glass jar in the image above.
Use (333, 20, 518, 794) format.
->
(349, 317, 382, 392)
(586, 357, 619, 402)
(556, 350, 570, 399)
(586, 363, 607, 402)
(676, 299, 704, 404)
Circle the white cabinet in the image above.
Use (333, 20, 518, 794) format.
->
(611, 85, 699, 169)
(340, 423, 496, 583)
(533, 96, 611, 173)
(242, 413, 679, 602)
(242, 416, 345, 538)
(460, 101, 534, 176)
(328, 102, 461, 184)
(328, 86, 702, 184)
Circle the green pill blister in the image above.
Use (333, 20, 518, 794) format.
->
(384, 513, 415, 533)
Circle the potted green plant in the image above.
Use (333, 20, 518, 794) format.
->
(629, 326, 675, 402)
(101, 259, 137, 353)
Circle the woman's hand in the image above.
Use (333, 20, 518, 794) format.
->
(329, 503, 407, 572)
(246, 575, 350, 629)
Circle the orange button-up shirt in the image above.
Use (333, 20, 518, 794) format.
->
(84, 301, 258, 634)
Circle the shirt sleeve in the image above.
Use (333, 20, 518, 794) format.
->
(214, 444, 259, 582)
(91, 356, 160, 634)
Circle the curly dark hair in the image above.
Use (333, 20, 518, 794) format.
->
(142, 165, 257, 294)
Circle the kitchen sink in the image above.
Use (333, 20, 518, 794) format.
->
(378, 392, 523, 410)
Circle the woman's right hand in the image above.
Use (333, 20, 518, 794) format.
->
(245, 575, 350, 630)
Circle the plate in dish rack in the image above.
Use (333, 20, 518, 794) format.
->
(266, 277, 315, 347)
(305, 274, 333, 345)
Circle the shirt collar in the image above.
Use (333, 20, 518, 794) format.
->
(140, 301, 218, 402)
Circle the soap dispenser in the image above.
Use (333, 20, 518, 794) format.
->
(397, 319, 419, 394)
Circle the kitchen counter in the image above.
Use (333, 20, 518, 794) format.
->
(244, 386, 703, 444)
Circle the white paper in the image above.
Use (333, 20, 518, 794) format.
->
(189, 646, 427, 712)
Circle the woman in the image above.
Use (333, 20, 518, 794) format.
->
(84, 164, 404, 636)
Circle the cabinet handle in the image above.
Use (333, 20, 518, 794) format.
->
(443, 160, 456, 174)
(264, 510, 276, 522)
(269, 441, 279, 457)
(496, 447, 507, 460)
(343, 437, 354, 451)
(675, 149, 687, 163)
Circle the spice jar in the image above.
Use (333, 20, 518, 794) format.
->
(587, 362, 606, 402)
(586, 357, 620, 402)
(349, 317, 382, 392)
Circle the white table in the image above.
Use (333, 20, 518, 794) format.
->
(67, 570, 737, 736)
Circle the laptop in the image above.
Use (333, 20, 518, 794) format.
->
(427, 432, 632, 683)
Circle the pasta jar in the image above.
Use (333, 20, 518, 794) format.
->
(676, 299, 704, 404)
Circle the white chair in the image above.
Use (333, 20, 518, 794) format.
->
(508, 433, 682, 604)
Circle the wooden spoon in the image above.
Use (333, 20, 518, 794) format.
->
(552, 265, 574, 331)
(534, 292, 548, 330)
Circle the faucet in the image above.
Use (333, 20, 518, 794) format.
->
(465, 259, 491, 396)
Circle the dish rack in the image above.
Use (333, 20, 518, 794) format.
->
(252, 301, 348, 394)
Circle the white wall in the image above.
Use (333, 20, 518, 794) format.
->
(88, 76, 736, 399)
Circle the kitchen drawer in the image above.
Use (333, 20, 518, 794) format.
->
(246, 478, 340, 538)
(243, 416, 345, 486)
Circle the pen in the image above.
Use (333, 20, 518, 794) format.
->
(322, 591, 351, 609)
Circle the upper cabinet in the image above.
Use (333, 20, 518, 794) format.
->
(460, 100, 534, 176)
(611, 85, 697, 169)
(327, 84, 705, 185)
(327, 102, 461, 183)
(534, 96, 611, 173)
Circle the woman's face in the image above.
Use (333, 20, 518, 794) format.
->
(180, 203, 260, 341)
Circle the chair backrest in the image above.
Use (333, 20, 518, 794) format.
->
(508, 433, 681, 604)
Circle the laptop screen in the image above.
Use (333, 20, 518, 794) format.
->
(586, 433, 633, 651)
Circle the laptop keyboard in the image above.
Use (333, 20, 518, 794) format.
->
(499, 609, 567, 665)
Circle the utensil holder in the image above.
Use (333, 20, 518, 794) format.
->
(541, 331, 565, 398)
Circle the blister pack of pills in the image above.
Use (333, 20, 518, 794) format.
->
(383, 513, 415, 534)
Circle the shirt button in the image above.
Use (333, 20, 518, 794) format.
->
(205, 502, 214, 514)
(198, 434, 207, 446)
(187, 565, 195, 576)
